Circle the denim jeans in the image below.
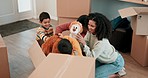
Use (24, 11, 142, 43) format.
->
(95, 54, 124, 78)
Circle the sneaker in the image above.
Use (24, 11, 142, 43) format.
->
(118, 67, 126, 77)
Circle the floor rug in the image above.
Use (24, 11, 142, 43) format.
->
(0, 19, 40, 37)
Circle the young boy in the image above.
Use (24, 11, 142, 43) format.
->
(57, 39, 73, 55)
(36, 12, 53, 46)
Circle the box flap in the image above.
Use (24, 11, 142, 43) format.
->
(118, 7, 148, 18)
(28, 53, 95, 78)
(28, 40, 46, 68)
(61, 56, 95, 78)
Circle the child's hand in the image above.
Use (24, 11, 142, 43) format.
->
(58, 33, 64, 38)
(73, 50, 78, 56)
(75, 33, 86, 46)
(45, 37, 50, 41)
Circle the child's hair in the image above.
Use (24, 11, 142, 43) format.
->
(77, 15, 88, 30)
(88, 12, 112, 40)
(57, 39, 72, 55)
(39, 12, 50, 22)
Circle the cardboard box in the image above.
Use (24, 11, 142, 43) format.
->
(57, 0, 90, 18)
(58, 17, 77, 25)
(119, 7, 148, 66)
(0, 34, 10, 78)
(119, 7, 148, 35)
(28, 53, 95, 78)
(28, 40, 46, 68)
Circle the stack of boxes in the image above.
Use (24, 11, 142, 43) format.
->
(57, 0, 90, 24)
(119, 7, 148, 66)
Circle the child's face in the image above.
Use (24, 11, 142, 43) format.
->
(88, 20, 96, 34)
(40, 18, 51, 28)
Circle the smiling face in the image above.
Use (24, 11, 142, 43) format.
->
(40, 18, 51, 28)
(88, 20, 96, 34)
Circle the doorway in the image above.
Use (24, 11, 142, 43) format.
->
(18, 0, 31, 13)
(0, 0, 34, 25)
(17, 0, 33, 20)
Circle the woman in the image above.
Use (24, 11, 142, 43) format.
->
(76, 12, 126, 78)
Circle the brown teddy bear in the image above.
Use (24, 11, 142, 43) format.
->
(41, 35, 60, 56)
(41, 35, 83, 56)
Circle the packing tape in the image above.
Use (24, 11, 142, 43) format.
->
(54, 56, 72, 78)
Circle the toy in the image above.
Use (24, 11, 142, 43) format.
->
(41, 35, 83, 56)
(41, 35, 60, 56)
(69, 21, 83, 38)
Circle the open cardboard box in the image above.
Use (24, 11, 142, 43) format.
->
(118, 7, 148, 66)
(0, 34, 10, 78)
(119, 7, 148, 35)
(28, 41, 95, 78)
(28, 53, 95, 78)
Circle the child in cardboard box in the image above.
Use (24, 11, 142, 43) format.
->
(76, 12, 126, 78)
(36, 12, 53, 46)
(41, 35, 83, 56)
(57, 38, 73, 55)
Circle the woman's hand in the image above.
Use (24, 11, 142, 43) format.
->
(75, 33, 86, 46)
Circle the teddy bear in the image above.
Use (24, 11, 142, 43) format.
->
(41, 35, 83, 56)
(41, 35, 60, 56)
(69, 21, 83, 38)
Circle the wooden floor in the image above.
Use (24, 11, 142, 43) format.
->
(2, 19, 148, 78)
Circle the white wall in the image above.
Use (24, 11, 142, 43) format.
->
(33, 0, 57, 20)
(44, 0, 57, 20)
(91, 0, 148, 20)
